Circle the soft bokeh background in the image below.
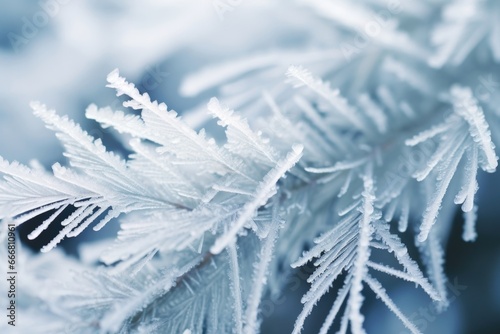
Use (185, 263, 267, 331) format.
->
(0, 1, 499, 333)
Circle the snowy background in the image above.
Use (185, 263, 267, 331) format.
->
(0, 1, 499, 333)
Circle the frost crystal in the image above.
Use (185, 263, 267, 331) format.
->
(1, 1, 500, 333)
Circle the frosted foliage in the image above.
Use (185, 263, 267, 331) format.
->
(1, 1, 500, 333)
